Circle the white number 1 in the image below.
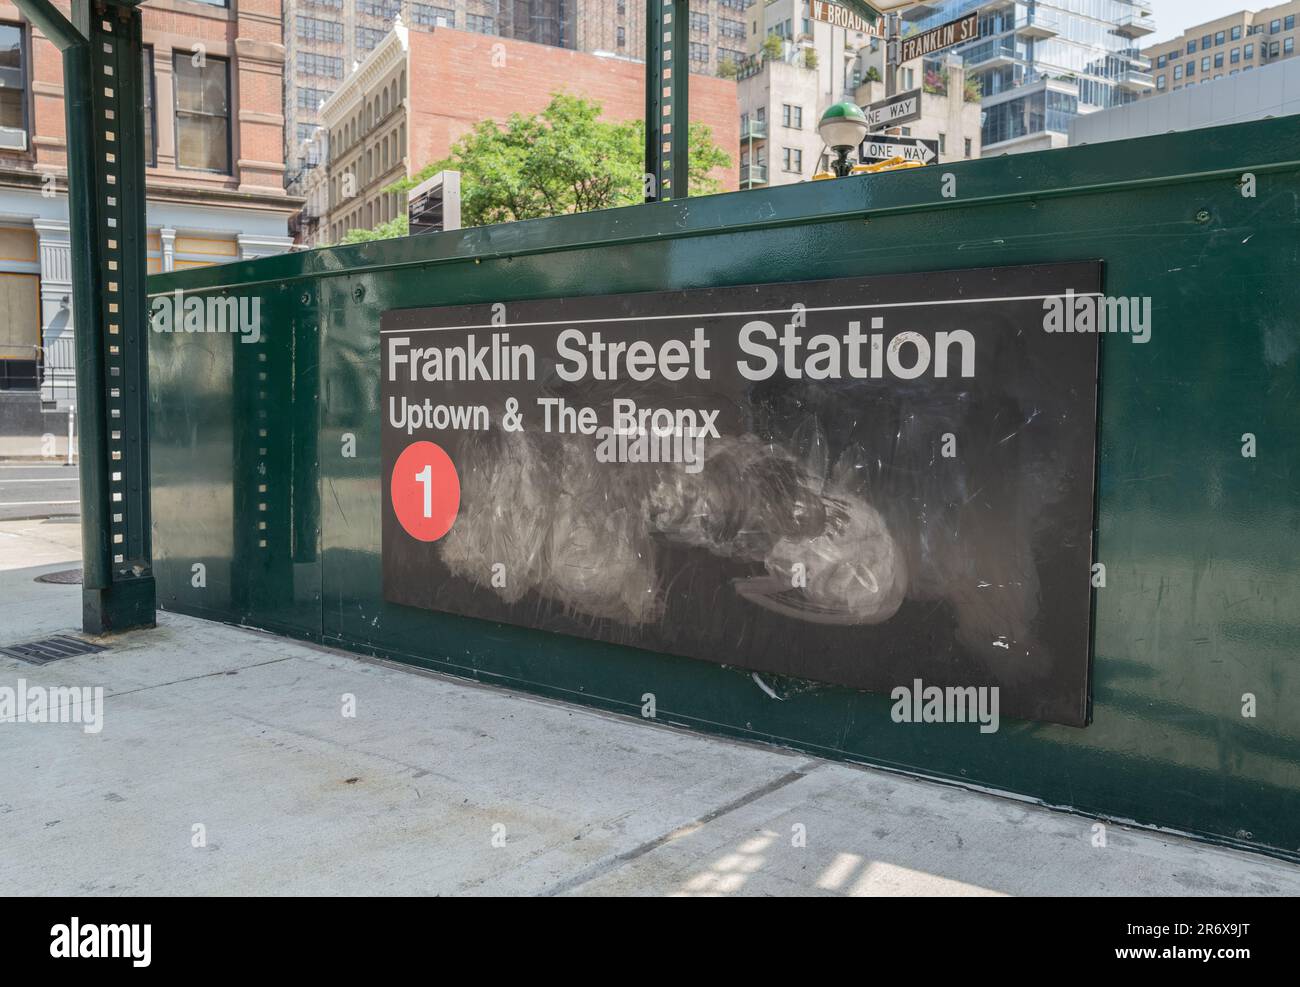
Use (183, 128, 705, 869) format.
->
(415, 464, 432, 518)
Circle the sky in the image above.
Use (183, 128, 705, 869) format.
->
(1146, 0, 1259, 44)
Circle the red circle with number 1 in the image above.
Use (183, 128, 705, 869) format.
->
(391, 441, 460, 542)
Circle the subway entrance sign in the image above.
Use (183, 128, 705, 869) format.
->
(380, 263, 1102, 727)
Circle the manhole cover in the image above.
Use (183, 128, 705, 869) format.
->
(35, 568, 83, 585)
(0, 635, 107, 665)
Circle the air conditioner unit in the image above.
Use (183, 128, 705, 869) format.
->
(0, 127, 28, 151)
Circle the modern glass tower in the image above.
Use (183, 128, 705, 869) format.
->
(903, 0, 1156, 153)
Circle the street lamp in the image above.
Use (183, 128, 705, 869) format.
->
(818, 102, 870, 178)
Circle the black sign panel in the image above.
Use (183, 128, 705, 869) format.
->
(901, 12, 980, 63)
(381, 263, 1102, 726)
(860, 135, 939, 165)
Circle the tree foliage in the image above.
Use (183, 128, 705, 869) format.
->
(374, 93, 730, 231)
(337, 214, 408, 244)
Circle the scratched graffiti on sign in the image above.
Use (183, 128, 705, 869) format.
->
(380, 263, 1102, 726)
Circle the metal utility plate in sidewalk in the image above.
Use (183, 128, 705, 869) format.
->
(0, 634, 107, 665)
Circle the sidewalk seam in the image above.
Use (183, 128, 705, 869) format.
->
(539, 761, 822, 896)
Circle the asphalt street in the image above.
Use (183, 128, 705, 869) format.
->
(0, 463, 80, 521)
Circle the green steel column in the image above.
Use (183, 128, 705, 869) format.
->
(644, 0, 689, 202)
(19, 0, 155, 633)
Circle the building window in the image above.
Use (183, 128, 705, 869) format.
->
(1156, 74, 1166, 90)
(1231, 25, 1242, 41)
(298, 15, 343, 43)
(1270, 19, 1281, 34)
(1201, 56, 1210, 71)
(781, 103, 802, 129)
(1156, 54, 1166, 68)
(720, 17, 745, 40)
(298, 86, 332, 110)
(142, 47, 157, 167)
(964, 137, 971, 158)
(298, 52, 344, 79)
(1215, 31, 1225, 46)
(1287, 15, 1296, 31)
(1174, 64, 1182, 80)
(1201, 34, 1211, 49)
(617, 26, 625, 47)
(173, 51, 230, 173)
(1286, 37, 1295, 55)
(357, 26, 386, 50)
(1214, 52, 1223, 68)
(1230, 48, 1240, 63)
(688, 41, 709, 63)
(690, 12, 709, 33)
(0, 22, 26, 147)
(937, 132, 946, 152)
(358, 0, 401, 17)
(782, 147, 801, 173)
(465, 13, 496, 34)
(1187, 40, 1196, 53)
(411, 3, 454, 27)
(1245, 43, 1254, 59)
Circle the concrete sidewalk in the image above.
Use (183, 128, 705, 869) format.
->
(3, 517, 1299, 896)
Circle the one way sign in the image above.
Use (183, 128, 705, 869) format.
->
(859, 135, 939, 166)
(864, 89, 921, 131)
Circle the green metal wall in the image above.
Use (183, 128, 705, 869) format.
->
(148, 117, 1300, 861)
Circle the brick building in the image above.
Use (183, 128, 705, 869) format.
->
(0, 0, 296, 421)
(1144, 3, 1299, 96)
(315, 22, 738, 246)
(285, 0, 581, 204)
(284, 1, 750, 230)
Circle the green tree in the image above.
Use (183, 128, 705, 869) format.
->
(761, 33, 784, 61)
(338, 214, 408, 244)
(378, 93, 730, 231)
(717, 56, 738, 79)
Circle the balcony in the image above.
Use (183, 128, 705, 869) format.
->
(1115, 68, 1154, 92)
(740, 119, 768, 141)
(1113, 13, 1156, 39)
(965, 38, 1019, 70)
(1016, 9, 1061, 41)
(739, 163, 768, 187)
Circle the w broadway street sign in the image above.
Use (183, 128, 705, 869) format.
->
(865, 89, 922, 131)
(900, 12, 980, 62)
(810, 0, 886, 36)
(860, 135, 939, 165)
